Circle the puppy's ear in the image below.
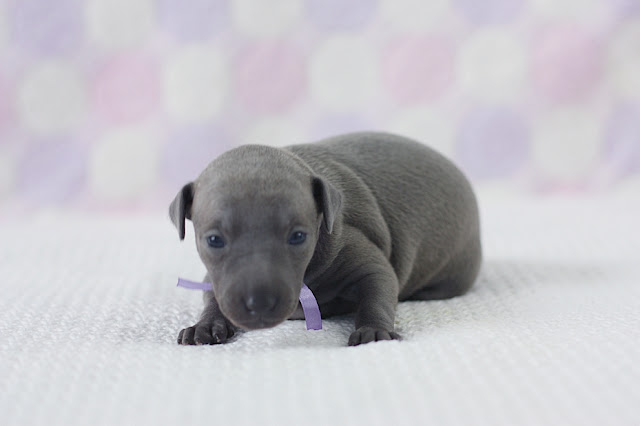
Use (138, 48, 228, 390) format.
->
(169, 182, 195, 240)
(312, 176, 342, 234)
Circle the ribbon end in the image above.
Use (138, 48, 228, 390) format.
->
(176, 278, 213, 291)
(299, 283, 323, 331)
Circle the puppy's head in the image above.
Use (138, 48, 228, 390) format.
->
(169, 145, 341, 330)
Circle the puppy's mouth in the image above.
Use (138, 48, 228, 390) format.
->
(221, 298, 299, 331)
(230, 316, 285, 330)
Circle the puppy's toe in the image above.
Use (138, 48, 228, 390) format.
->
(348, 327, 401, 346)
(179, 321, 235, 346)
(194, 324, 216, 345)
(178, 326, 196, 345)
(210, 320, 237, 344)
(375, 330, 401, 342)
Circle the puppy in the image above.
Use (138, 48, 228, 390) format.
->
(171, 132, 482, 346)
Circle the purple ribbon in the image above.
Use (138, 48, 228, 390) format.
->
(176, 278, 322, 330)
(297, 283, 322, 330)
(176, 278, 212, 291)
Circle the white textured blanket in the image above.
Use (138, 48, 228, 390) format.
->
(1, 196, 639, 426)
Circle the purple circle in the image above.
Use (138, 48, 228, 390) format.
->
(8, 0, 82, 54)
(157, 0, 228, 41)
(307, 0, 378, 30)
(613, 0, 640, 16)
(604, 103, 640, 176)
(162, 123, 234, 189)
(455, 106, 530, 179)
(0, 74, 11, 130)
(453, 0, 524, 25)
(310, 115, 376, 140)
(17, 138, 86, 204)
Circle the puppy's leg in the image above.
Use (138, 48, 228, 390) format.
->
(342, 232, 401, 346)
(407, 236, 481, 301)
(178, 276, 236, 345)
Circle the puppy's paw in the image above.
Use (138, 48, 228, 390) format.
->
(348, 327, 401, 346)
(177, 320, 235, 345)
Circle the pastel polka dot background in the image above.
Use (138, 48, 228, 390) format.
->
(0, 0, 639, 212)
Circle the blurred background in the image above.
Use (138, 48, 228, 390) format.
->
(0, 0, 639, 216)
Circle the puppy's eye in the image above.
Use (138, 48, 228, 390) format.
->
(288, 231, 307, 245)
(206, 235, 225, 248)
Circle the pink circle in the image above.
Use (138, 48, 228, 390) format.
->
(92, 54, 160, 123)
(383, 35, 455, 105)
(234, 42, 307, 114)
(532, 26, 603, 103)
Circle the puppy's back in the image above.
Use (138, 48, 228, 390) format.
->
(288, 132, 481, 295)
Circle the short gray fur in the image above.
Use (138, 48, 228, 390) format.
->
(171, 132, 482, 346)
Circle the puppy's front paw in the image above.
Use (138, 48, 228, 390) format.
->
(177, 320, 235, 345)
(348, 327, 401, 346)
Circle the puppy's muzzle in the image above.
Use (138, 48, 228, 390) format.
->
(221, 282, 297, 330)
(243, 290, 278, 316)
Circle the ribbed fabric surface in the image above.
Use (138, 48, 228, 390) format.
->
(1, 197, 639, 426)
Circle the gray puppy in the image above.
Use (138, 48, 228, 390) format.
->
(171, 132, 481, 346)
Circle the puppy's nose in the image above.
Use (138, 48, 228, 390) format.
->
(244, 293, 277, 314)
